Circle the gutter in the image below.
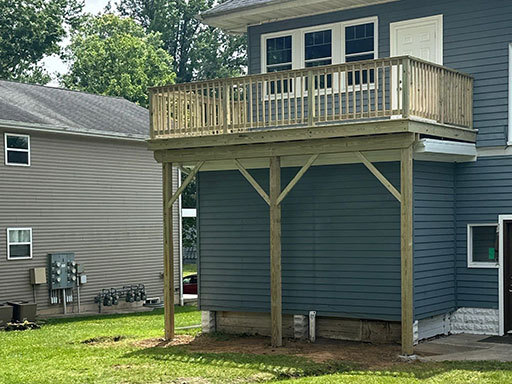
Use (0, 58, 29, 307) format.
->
(0, 119, 148, 142)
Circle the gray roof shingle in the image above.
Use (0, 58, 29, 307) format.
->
(0, 80, 149, 139)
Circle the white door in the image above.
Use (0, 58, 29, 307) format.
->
(390, 15, 443, 64)
(390, 15, 443, 111)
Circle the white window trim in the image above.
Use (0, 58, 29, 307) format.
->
(6, 227, 33, 260)
(4, 133, 30, 167)
(467, 223, 499, 269)
(261, 16, 378, 74)
(260, 17, 378, 99)
(508, 43, 512, 145)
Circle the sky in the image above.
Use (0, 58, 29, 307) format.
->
(43, 0, 110, 83)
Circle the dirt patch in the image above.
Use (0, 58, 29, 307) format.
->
(82, 335, 125, 345)
(132, 334, 195, 348)
(135, 334, 404, 369)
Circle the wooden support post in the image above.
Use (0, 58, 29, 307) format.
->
(269, 156, 282, 347)
(400, 145, 414, 355)
(167, 161, 204, 208)
(163, 162, 175, 341)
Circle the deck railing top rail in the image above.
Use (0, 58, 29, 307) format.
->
(149, 56, 474, 139)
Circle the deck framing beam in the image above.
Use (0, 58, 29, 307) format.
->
(277, 154, 319, 205)
(155, 133, 416, 164)
(162, 162, 175, 341)
(400, 145, 414, 355)
(234, 159, 270, 205)
(356, 152, 401, 202)
(167, 161, 204, 208)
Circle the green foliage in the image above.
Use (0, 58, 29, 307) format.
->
(116, 0, 247, 83)
(61, 14, 176, 106)
(0, 0, 83, 83)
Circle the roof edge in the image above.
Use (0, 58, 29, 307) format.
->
(0, 119, 148, 142)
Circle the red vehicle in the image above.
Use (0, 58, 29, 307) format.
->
(183, 274, 198, 294)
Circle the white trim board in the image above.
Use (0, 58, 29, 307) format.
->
(390, 14, 443, 65)
(508, 43, 512, 145)
(498, 215, 511, 336)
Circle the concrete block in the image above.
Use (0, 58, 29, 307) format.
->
(293, 315, 308, 340)
(201, 311, 216, 333)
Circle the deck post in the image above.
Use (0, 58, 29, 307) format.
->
(269, 156, 282, 347)
(163, 162, 175, 340)
(400, 145, 414, 355)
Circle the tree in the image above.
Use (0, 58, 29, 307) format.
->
(61, 14, 175, 106)
(0, 0, 83, 83)
(116, 0, 247, 83)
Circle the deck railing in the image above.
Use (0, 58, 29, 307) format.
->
(149, 56, 473, 139)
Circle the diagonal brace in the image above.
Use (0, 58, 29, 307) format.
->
(167, 161, 205, 209)
(234, 159, 270, 205)
(277, 154, 319, 205)
(355, 152, 401, 203)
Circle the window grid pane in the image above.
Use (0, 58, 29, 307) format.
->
(6, 135, 29, 150)
(9, 229, 31, 244)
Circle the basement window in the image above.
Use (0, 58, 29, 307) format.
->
(4, 133, 30, 166)
(467, 224, 499, 268)
(7, 228, 32, 260)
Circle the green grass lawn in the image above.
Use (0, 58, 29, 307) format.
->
(183, 263, 197, 276)
(1, 307, 512, 384)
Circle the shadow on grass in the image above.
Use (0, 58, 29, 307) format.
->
(42, 305, 197, 326)
(124, 346, 351, 380)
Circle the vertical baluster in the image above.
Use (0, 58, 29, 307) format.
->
(345, 65, 349, 119)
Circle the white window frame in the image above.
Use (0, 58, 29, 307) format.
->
(6, 228, 33, 260)
(467, 223, 499, 268)
(4, 133, 30, 167)
(260, 16, 378, 97)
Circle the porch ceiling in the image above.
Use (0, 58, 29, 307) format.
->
(198, 0, 400, 33)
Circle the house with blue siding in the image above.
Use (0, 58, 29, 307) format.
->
(149, 0, 512, 355)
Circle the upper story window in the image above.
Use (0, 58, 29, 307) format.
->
(7, 228, 32, 260)
(261, 17, 378, 82)
(305, 30, 332, 68)
(266, 36, 292, 73)
(467, 224, 499, 268)
(4, 133, 30, 166)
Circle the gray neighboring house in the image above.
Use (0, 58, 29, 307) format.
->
(0, 80, 181, 316)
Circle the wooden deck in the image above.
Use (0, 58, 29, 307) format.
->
(149, 56, 474, 143)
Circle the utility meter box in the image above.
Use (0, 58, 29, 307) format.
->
(48, 253, 77, 290)
(30, 267, 47, 285)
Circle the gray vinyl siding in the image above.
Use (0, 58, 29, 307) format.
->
(413, 161, 456, 320)
(198, 162, 402, 321)
(248, 0, 512, 147)
(0, 128, 180, 312)
(455, 157, 508, 309)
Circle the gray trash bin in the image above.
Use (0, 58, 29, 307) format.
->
(0, 303, 13, 327)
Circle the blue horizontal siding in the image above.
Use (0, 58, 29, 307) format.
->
(454, 157, 510, 309)
(248, 0, 512, 146)
(198, 163, 402, 321)
(413, 161, 456, 320)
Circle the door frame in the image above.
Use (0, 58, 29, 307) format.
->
(498, 215, 512, 335)
(389, 14, 444, 65)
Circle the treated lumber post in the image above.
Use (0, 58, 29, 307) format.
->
(269, 156, 282, 347)
(400, 145, 414, 355)
(163, 162, 175, 340)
